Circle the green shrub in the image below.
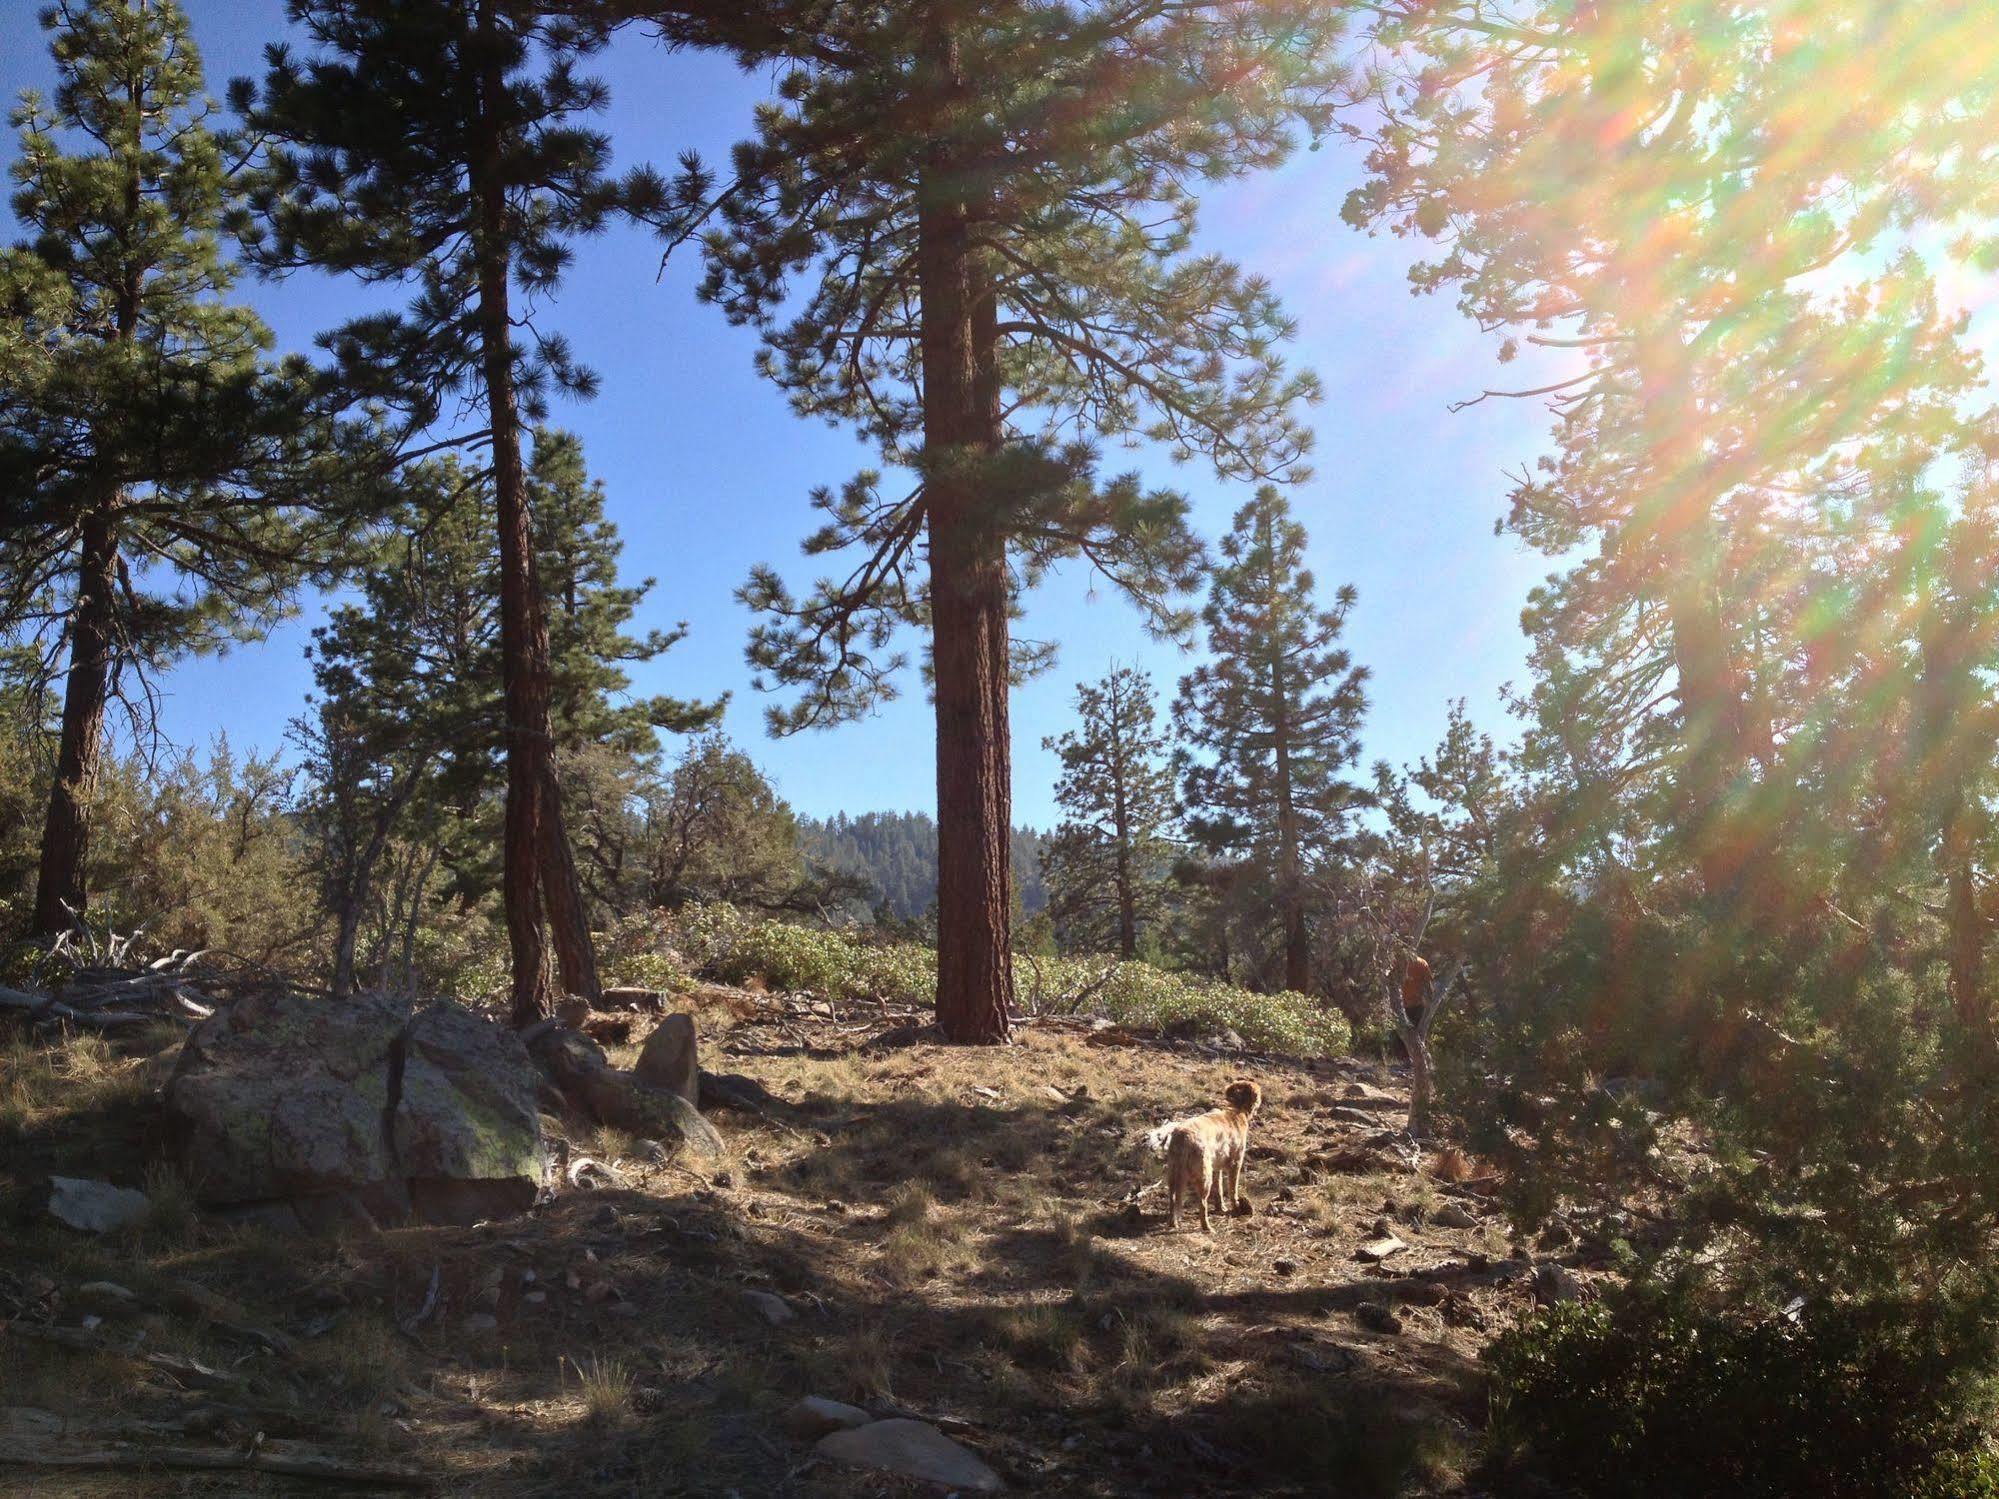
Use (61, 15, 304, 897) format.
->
(1486, 1285, 1999, 1498)
(650, 904, 1347, 1056)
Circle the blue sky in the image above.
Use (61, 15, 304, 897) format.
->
(2, 0, 1558, 828)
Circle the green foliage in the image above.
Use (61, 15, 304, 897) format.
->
(651, 901, 1349, 1055)
(681, 1, 1343, 730)
(671, 902, 938, 1008)
(1042, 666, 1176, 958)
(235, 0, 684, 435)
(636, 734, 823, 913)
(1174, 488, 1372, 990)
(0, 720, 314, 967)
(1, 0, 367, 650)
(1487, 1286, 1999, 1499)
(0, 0, 378, 939)
(797, 811, 1047, 924)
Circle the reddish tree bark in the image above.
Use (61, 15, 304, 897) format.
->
(918, 25, 1013, 1044)
(32, 505, 119, 938)
(541, 773, 603, 1003)
(475, 0, 556, 1028)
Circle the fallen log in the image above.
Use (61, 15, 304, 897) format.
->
(0, 1434, 426, 1487)
(0, 985, 161, 1030)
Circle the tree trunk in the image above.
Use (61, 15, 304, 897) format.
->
(331, 898, 363, 999)
(32, 506, 119, 939)
(1264, 529, 1310, 994)
(1638, 329, 1775, 904)
(1111, 715, 1136, 960)
(540, 769, 603, 1002)
(473, 3, 554, 1028)
(918, 30, 1013, 1045)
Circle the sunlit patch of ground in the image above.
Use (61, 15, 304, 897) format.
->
(0, 998, 1551, 1497)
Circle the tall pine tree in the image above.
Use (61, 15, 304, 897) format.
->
(236, 0, 685, 1022)
(0, 0, 366, 939)
(299, 433, 715, 996)
(674, 0, 1347, 1041)
(1175, 487, 1370, 995)
(1041, 666, 1174, 958)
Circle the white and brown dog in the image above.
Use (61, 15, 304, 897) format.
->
(1147, 1079, 1262, 1231)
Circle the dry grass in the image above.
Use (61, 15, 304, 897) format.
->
(572, 1352, 633, 1424)
(0, 1005, 1525, 1497)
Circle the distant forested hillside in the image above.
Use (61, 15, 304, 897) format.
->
(800, 812, 1046, 920)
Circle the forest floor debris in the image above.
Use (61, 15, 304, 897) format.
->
(0, 987, 1615, 1495)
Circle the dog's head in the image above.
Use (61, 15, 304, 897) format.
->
(1224, 1079, 1262, 1115)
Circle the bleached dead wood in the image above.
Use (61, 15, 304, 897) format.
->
(0, 985, 162, 1029)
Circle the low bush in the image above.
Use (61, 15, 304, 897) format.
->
(646, 903, 1349, 1056)
(1485, 1284, 1999, 1498)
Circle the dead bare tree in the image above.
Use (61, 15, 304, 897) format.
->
(1385, 955, 1465, 1137)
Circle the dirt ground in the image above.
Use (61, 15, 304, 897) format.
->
(0, 994, 1594, 1497)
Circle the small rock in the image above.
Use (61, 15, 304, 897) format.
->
(743, 1289, 796, 1326)
(1220, 1029, 1246, 1050)
(1274, 1186, 1297, 1203)
(522, 1290, 548, 1306)
(1538, 1217, 1577, 1248)
(1533, 1263, 1584, 1305)
(1354, 1301, 1403, 1335)
(1355, 1235, 1408, 1264)
(1272, 1259, 1297, 1277)
(1432, 1203, 1480, 1231)
(74, 1281, 138, 1310)
(815, 1418, 1002, 1493)
(463, 1312, 499, 1333)
(783, 1395, 874, 1441)
(48, 1177, 150, 1234)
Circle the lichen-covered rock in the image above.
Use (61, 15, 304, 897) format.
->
(164, 990, 542, 1230)
(398, 1000, 542, 1222)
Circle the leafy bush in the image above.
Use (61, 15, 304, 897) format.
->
(649, 903, 1348, 1056)
(1486, 1285, 1999, 1499)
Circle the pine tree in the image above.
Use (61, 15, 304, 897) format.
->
(235, 0, 686, 1023)
(677, 1, 1346, 1041)
(1175, 487, 1371, 995)
(1345, 1, 1987, 918)
(1041, 666, 1174, 958)
(0, 0, 366, 940)
(298, 435, 714, 996)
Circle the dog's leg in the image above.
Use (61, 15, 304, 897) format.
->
(1228, 1147, 1246, 1212)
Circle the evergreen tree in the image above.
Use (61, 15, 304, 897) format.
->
(1346, 0, 1987, 923)
(1041, 666, 1173, 957)
(795, 810, 1047, 925)
(677, 0, 1346, 1041)
(297, 435, 713, 996)
(639, 733, 853, 913)
(236, 0, 687, 1022)
(0, 0, 366, 939)
(1175, 487, 1370, 994)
